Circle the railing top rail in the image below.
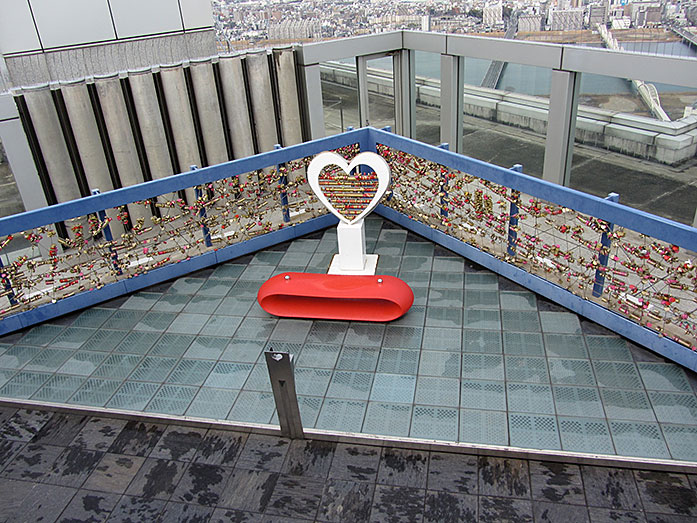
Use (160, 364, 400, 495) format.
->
(300, 30, 697, 89)
(0, 129, 364, 238)
(370, 128, 697, 251)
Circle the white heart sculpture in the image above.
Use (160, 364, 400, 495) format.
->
(308, 151, 390, 225)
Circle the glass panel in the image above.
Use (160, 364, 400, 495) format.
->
(366, 55, 395, 131)
(570, 71, 697, 224)
(320, 60, 360, 136)
(462, 59, 551, 178)
(414, 51, 440, 145)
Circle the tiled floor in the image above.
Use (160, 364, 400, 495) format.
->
(1, 215, 697, 462)
(0, 407, 696, 522)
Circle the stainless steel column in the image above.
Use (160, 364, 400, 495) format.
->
(190, 58, 228, 166)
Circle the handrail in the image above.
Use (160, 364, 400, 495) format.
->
(0, 129, 365, 237)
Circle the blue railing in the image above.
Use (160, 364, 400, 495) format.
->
(1, 126, 696, 370)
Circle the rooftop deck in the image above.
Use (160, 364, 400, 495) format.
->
(1, 214, 696, 465)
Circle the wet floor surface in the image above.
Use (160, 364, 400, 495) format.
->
(0, 406, 696, 522)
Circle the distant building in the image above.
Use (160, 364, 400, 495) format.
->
(268, 19, 321, 40)
(483, 3, 503, 28)
(589, 2, 609, 28)
(631, 2, 662, 27)
(421, 14, 431, 32)
(548, 8, 584, 30)
(518, 14, 542, 32)
(611, 16, 632, 29)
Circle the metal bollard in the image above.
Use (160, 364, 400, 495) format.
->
(265, 350, 304, 439)
(592, 192, 620, 298)
(507, 164, 523, 258)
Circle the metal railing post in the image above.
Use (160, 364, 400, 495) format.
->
(191, 166, 213, 247)
(592, 192, 620, 298)
(438, 143, 449, 218)
(507, 164, 523, 257)
(275, 144, 291, 223)
(265, 350, 304, 439)
(91, 189, 122, 276)
(0, 259, 17, 307)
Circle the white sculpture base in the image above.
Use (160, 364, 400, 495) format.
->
(327, 220, 378, 275)
(328, 254, 378, 275)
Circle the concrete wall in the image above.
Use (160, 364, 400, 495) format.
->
(321, 62, 697, 166)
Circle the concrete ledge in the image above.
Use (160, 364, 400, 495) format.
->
(605, 123, 658, 144)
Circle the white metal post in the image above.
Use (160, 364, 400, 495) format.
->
(543, 69, 580, 187)
(440, 54, 464, 154)
(393, 49, 415, 138)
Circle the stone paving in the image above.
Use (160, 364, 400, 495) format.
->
(0, 406, 696, 522)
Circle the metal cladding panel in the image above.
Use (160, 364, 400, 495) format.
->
(159, 64, 202, 172)
(273, 48, 303, 148)
(446, 34, 563, 69)
(30, 0, 116, 49)
(246, 51, 279, 154)
(0, 0, 41, 54)
(190, 59, 228, 165)
(127, 69, 172, 180)
(21, 85, 82, 204)
(218, 55, 255, 161)
(109, 0, 183, 39)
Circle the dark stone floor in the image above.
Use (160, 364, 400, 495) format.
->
(0, 407, 695, 522)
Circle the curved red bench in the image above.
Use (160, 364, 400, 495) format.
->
(257, 272, 414, 322)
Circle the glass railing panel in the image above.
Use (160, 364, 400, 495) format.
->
(570, 72, 697, 224)
(366, 56, 396, 131)
(462, 60, 551, 178)
(414, 51, 440, 145)
(320, 60, 360, 135)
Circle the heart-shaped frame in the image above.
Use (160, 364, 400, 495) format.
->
(307, 151, 390, 225)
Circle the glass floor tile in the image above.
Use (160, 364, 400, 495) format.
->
(3, 215, 697, 463)
(558, 417, 615, 455)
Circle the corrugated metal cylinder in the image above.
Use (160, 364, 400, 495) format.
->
(93, 73, 150, 227)
(273, 48, 303, 147)
(127, 67, 172, 181)
(21, 84, 82, 205)
(159, 63, 200, 204)
(189, 58, 228, 166)
(245, 51, 279, 154)
(60, 78, 124, 238)
(273, 47, 304, 183)
(218, 55, 255, 160)
(127, 67, 181, 221)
